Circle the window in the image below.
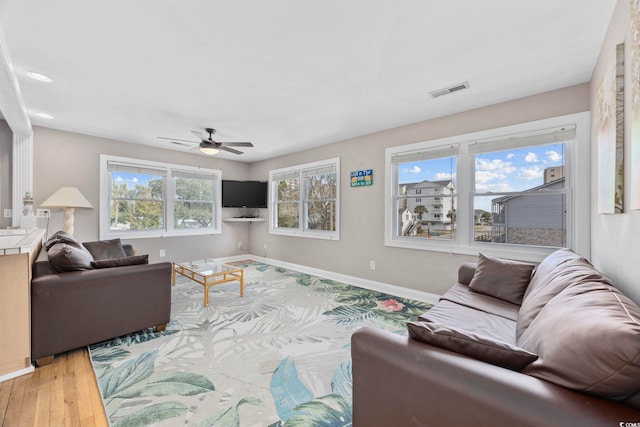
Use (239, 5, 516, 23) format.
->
(472, 138, 567, 247)
(100, 155, 221, 239)
(385, 112, 590, 261)
(173, 171, 216, 229)
(270, 158, 340, 240)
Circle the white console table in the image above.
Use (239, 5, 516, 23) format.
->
(223, 218, 266, 253)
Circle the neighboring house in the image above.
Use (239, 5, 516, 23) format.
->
(401, 180, 457, 230)
(491, 177, 566, 247)
(400, 208, 417, 236)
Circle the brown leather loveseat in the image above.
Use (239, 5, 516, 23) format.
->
(31, 232, 172, 366)
(351, 249, 640, 426)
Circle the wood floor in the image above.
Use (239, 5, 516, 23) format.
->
(0, 348, 107, 427)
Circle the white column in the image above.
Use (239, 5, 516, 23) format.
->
(12, 132, 33, 227)
(0, 22, 33, 226)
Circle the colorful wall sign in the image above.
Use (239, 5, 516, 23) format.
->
(350, 169, 373, 187)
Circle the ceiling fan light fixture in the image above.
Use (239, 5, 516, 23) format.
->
(200, 145, 219, 155)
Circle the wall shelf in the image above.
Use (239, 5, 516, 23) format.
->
(223, 218, 266, 223)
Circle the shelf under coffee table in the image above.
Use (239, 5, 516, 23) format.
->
(172, 259, 244, 307)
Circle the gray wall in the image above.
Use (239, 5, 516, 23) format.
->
(590, 0, 640, 304)
(0, 119, 11, 229)
(32, 127, 253, 263)
(249, 84, 591, 296)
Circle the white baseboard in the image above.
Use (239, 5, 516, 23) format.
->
(216, 254, 441, 305)
(0, 365, 34, 383)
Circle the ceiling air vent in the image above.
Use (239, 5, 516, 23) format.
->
(429, 81, 470, 98)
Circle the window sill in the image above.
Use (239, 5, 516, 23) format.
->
(101, 229, 221, 240)
(269, 229, 339, 241)
(384, 237, 557, 263)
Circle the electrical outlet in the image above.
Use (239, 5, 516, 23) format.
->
(159, 249, 165, 257)
(370, 260, 376, 270)
(238, 241, 243, 250)
(3, 209, 11, 218)
(37, 208, 50, 217)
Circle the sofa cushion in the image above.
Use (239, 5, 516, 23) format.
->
(440, 283, 520, 321)
(91, 254, 149, 269)
(419, 299, 516, 343)
(83, 239, 127, 260)
(47, 241, 94, 272)
(407, 321, 538, 371)
(522, 248, 586, 301)
(516, 255, 612, 339)
(518, 281, 640, 399)
(468, 253, 534, 305)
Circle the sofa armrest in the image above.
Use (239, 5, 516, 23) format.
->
(458, 262, 476, 285)
(122, 243, 134, 256)
(31, 262, 172, 361)
(351, 326, 640, 427)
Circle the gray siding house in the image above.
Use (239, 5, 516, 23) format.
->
(491, 178, 566, 247)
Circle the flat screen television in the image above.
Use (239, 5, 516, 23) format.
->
(222, 180, 268, 209)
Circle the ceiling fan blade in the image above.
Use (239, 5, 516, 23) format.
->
(191, 130, 207, 140)
(220, 146, 243, 155)
(221, 142, 254, 147)
(157, 136, 198, 144)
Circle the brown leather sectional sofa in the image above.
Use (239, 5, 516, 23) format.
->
(352, 249, 640, 426)
(31, 236, 172, 366)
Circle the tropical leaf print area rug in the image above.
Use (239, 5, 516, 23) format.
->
(89, 262, 432, 426)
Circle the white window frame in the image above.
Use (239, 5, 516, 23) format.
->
(269, 157, 340, 240)
(384, 112, 590, 262)
(100, 155, 222, 239)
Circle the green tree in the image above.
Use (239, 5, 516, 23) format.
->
(306, 174, 336, 231)
(174, 177, 213, 228)
(481, 211, 491, 224)
(110, 176, 164, 231)
(414, 205, 427, 221)
(446, 208, 457, 224)
(277, 179, 299, 228)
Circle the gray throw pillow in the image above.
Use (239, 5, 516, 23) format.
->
(83, 239, 127, 260)
(407, 321, 538, 371)
(45, 230, 79, 250)
(91, 255, 149, 269)
(47, 241, 95, 272)
(468, 253, 535, 305)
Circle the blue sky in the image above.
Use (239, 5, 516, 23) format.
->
(399, 143, 565, 192)
(112, 172, 159, 189)
(399, 143, 565, 211)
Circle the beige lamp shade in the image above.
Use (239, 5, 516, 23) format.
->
(40, 187, 93, 235)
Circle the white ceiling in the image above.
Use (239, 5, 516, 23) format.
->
(0, 1, 616, 163)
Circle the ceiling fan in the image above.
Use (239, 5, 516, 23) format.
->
(157, 128, 254, 155)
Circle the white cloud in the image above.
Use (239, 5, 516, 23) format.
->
(475, 183, 513, 192)
(506, 153, 515, 159)
(435, 172, 455, 180)
(517, 167, 543, 180)
(475, 158, 516, 186)
(525, 152, 538, 163)
(476, 158, 516, 174)
(475, 170, 505, 184)
(546, 150, 562, 162)
(130, 177, 139, 183)
(114, 176, 123, 182)
(403, 166, 421, 174)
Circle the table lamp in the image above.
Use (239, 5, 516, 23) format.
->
(40, 187, 93, 235)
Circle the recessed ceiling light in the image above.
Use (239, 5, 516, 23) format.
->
(34, 112, 54, 119)
(25, 71, 54, 83)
